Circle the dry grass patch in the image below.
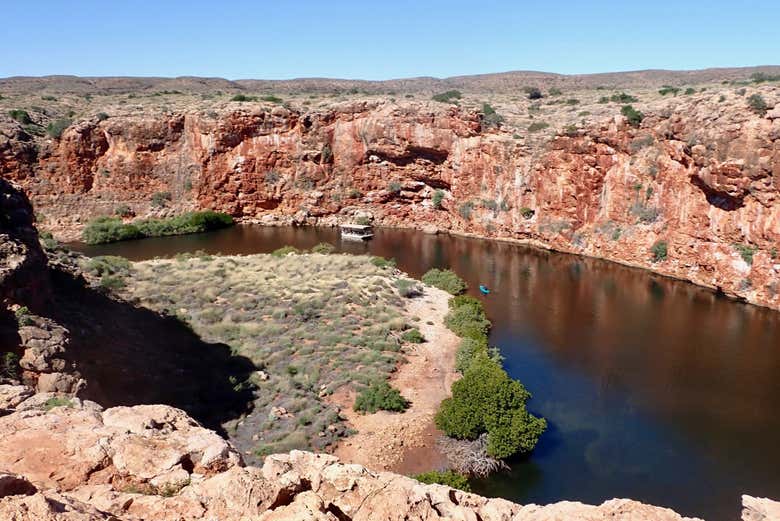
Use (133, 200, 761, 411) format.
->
(120, 253, 415, 462)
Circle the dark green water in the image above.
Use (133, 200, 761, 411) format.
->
(71, 225, 780, 520)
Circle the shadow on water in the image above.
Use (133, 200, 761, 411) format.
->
(35, 267, 256, 434)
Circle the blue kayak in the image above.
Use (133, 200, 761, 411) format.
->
(479, 285, 490, 295)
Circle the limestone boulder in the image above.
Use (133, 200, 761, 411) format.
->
(742, 495, 780, 521)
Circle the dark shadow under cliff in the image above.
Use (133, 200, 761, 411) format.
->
(33, 267, 256, 435)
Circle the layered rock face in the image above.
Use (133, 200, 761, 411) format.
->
(0, 387, 716, 520)
(0, 178, 48, 306)
(0, 180, 85, 395)
(2, 94, 779, 312)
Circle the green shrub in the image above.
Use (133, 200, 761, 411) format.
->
(525, 87, 543, 100)
(651, 240, 668, 262)
(414, 470, 471, 491)
(684, 87, 696, 95)
(435, 353, 546, 459)
(422, 268, 466, 295)
(388, 181, 403, 193)
(354, 381, 409, 413)
(747, 94, 768, 115)
(444, 296, 490, 339)
(432, 190, 445, 209)
(394, 278, 421, 298)
(261, 95, 283, 103)
(151, 191, 172, 208)
(99, 275, 126, 291)
(84, 255, 131, 277)
(8, 109, 32, 124)
(43, 397, 73, 411)
(82, 217, 143, 244)
(448, 294, 481, 310)
(548, 87, 562, 96)
(432, 90, 462, 103)
(14, 306, 33, 326)
(481, 103, 503, 128)
(114, 204, 133, 218)
(481, 199, 499, 212)
(658, 85, 680, 96)
(751, 72, 780, 83)
(458, 202, 474, 220)
(137, 211, 232, 236)
(527, 121, 549, 132)
(310, 242, 335, 254)
(565, 98, 580, 106)
(401, 328, 424, 343)
(455, 336, 488, 373)
(1, 352, 19, 379)
(610, 92, 638, 103)
(96, 112, 109, 121)
(734, 243, 757, 265)
(272, 246, 300, 257)
(46, 118, 71, 138)
(39, 231, 58, 250)
(519, 207, 535, 219)
(82, 211, 233, 244)
(320, 143, 333, 163)
(371, 256, 397, 269)
(231, 94, 258, 102)
(630, 202, 660, 223)
(621, 105, 644, 127)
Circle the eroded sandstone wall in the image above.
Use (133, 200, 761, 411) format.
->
(2, 98, 779, 310)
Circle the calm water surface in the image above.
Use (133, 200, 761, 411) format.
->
(72, 225, 780, 520)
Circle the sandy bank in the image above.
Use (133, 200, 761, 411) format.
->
(330, 282, 460, 474)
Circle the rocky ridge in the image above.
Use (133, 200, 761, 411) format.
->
(2, 66, 780, 95)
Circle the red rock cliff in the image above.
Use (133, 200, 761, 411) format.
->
(2, 97, 779, 310)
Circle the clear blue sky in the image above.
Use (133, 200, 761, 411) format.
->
(3, 0, 779, 80)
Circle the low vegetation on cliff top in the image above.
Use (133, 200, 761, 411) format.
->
(82, 210, 233, 244)
(117, 251, 422, 462)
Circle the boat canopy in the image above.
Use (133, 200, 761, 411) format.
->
(340, 224, 372, 230)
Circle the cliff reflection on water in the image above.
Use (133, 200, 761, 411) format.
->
(73, 225, 780, 521)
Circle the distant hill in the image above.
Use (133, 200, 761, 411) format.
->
(2, 66, 779, 96)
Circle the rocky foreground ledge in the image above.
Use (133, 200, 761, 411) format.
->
(0, 385, 776, 520)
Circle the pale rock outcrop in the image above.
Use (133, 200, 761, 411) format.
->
(742, 495, 780, 521)
(0, 472, 116, 521)
(0, 396, 240, 494)
(0, 395, 714, 520)
(0, 384, 34, 410)
(17, 314, 83, 394)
